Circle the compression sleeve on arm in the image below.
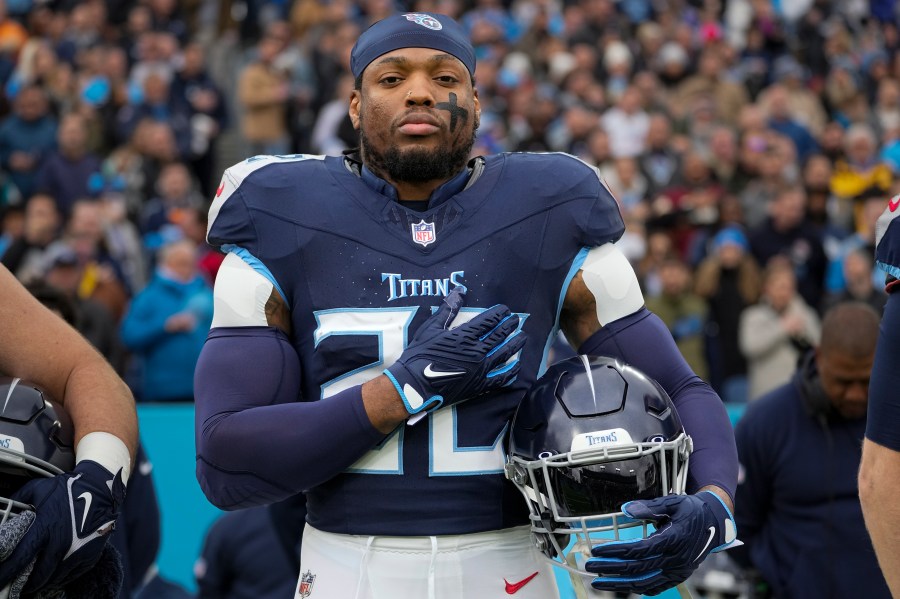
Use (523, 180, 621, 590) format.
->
(194, 327, 385, 510)
(866, 292, 900, 450)
(579, 307, 738, 501)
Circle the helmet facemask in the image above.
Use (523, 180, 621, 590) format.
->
(507, 432, 692, 574)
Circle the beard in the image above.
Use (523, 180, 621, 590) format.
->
(360, 116, 478, 184)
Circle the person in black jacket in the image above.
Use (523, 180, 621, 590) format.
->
(732, 301, 890, 598)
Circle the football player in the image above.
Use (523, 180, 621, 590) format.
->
(859, 193, 900, 597)
(194, 12, 737, 598)
(0, 264, 136, 595)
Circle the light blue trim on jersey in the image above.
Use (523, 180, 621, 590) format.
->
(221, 244, 287, 301)
(538, 246, 591, 378)
(427, 407, 508, 476)
(312, 306, 418, 401)
(876, 260, 900, 281)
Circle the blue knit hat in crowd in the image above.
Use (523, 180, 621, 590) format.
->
(350, 13, 476, 79)
(712, 227, 750, 252)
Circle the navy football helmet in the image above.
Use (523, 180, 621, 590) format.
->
(505, 355, 692, 572)
(0, 378, 75, 523)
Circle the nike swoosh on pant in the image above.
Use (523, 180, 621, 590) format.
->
(694, 526, 716, 562)
(504, 572, 539, 594)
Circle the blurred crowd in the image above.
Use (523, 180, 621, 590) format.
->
(0, 0, 897, 404)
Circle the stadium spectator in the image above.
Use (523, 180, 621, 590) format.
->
(140, 161, 204, 237)
(120, 238, 212, 402)
(0, 84, 56, 199)
(38, 247, 126, 374)
(695, 226, 762, 403)
(0, 192, 59, 280)
(170, 41, 228, 196)
(822, 247, 887, 314)
(638, 112, 681, 197)
(645, 257, 709, 380)
(740, 258, 821, 400)
(748, 185, 828, 309)
(237, 33, 291, 157)
(34, 112, 102, 219)
(59, 198, 130, 320)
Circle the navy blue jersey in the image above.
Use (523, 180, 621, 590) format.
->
(207, 152, 624, 535)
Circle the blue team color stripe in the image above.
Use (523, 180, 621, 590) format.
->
(876, 260, 900, 281)
(222, 244, 287, 300)
(538, 246, 590, 378)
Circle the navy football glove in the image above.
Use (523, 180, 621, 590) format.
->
(586, 491, 737, 596)
(385, 287, 526, 415)
(0, 460, 126, 595)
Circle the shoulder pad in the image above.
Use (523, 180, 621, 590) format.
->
(209, 154, 325, 225)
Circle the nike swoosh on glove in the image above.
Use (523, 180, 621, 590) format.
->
(385, 287, 526, 415)
(0, 460, 126, 596)
(585, 491, 737, 596)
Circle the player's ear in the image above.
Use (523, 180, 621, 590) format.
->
(349, 91, 361, 130)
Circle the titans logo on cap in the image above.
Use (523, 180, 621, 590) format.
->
(404, 13, 443, 30)
(350, 12, 476, 79)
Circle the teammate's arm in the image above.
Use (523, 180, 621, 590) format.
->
(859, 291, 900, 597)
(560, 243, 737, 509)
(0, 264, 137, 462)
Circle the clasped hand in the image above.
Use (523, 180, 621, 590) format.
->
(585, 491, 737, 596)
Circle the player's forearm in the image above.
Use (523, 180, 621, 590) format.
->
(859, 439, 900, 597)
(361, 375, 411, 433)
(0, 266, 138, 459)
(698, 485, 734, 512)
(195, 328, 386, 509)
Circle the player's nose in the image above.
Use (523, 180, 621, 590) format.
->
(405, 75, 435, 106)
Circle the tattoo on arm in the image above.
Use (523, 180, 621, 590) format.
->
(265, 289, 292, 335)
(560, 272, 603, 349)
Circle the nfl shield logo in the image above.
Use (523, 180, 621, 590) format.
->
(404, 13, 443, 30)
(297, 570, 316, 598)
(411, 219, 436, 247)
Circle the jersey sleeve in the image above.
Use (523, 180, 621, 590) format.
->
(875, 195, 900, 293)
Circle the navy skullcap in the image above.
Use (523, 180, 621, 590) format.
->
(350, 12, 476, 79)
